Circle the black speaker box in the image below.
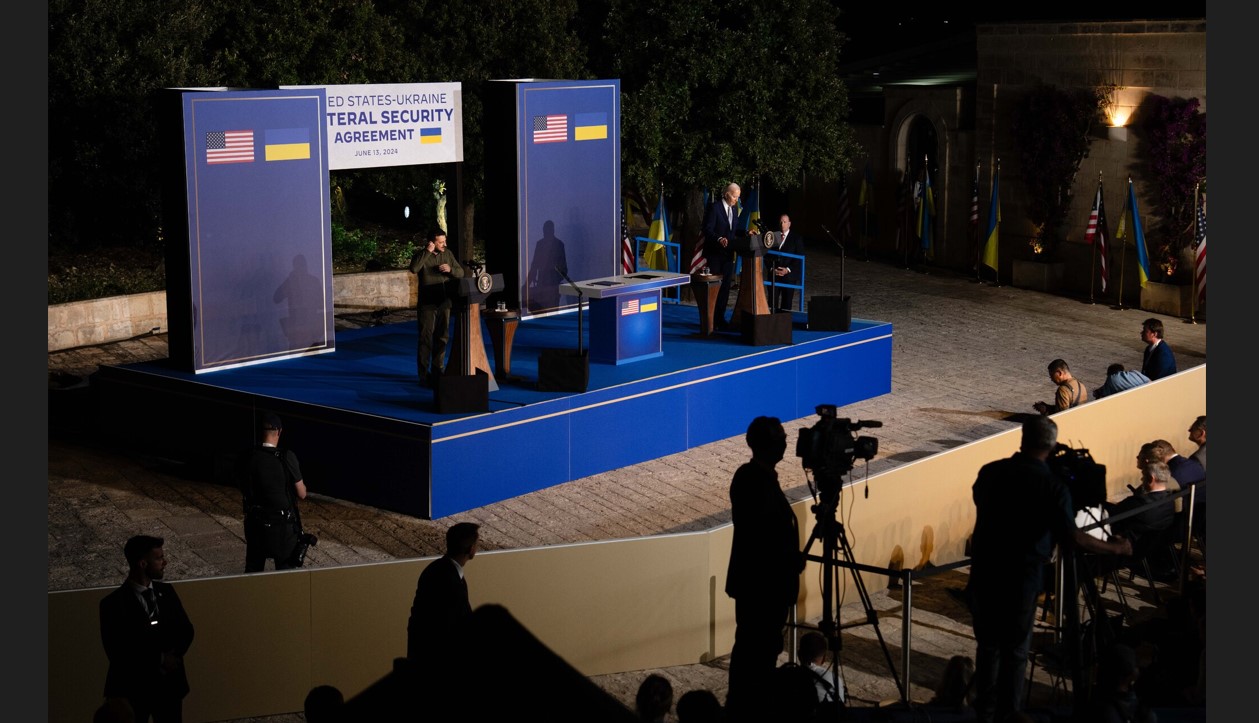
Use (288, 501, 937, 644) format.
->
(741, 312, 793, 346)
(436, 370, 490, 413)
(808, 295, 851, 332)
(537, 349, 590, 392)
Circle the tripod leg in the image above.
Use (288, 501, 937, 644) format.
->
(836, 524, 906, 700)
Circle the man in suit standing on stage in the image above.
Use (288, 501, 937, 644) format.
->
(767, 213, 803, 312)
(724, 416, 804, 722)
(99, 535, 195, 723)
(701, 183, 746, 331)
(407, 522, 480, 670)
(410, 230, 465, 387)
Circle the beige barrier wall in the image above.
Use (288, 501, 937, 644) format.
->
(49, 366, 1205, 722)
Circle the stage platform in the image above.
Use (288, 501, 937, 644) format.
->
(90, 305, 892, 519)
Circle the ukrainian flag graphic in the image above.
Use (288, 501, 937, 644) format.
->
(574, 112, 607, 141)
(420, 127, 442, 145)
(264, 128, 311, 161)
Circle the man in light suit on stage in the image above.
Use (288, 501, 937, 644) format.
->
(701, 182, 747, 331)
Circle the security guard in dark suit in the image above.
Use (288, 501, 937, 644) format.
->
(237, 412, 310, 572)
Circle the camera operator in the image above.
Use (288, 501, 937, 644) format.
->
(724, 416, 804, 723)
(967, 415, 1131, 723)
(236, 412, 312, 573)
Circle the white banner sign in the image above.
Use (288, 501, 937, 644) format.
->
(283, 82, 463, 170)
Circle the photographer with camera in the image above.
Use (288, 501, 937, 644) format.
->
(724, 416, 804, 723)
(237, 412, 315, 573)
(968, 415, 1132, 723)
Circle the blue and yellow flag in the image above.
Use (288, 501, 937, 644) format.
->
(982, 166, 1001, 272)
(916, 168, 935, 255)
(739, 185, 761, 232)
(1128, 179, 1151, 287)
(645, 191, 671, 270)
(858, 161, 873, 207)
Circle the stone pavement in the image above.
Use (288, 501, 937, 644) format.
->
(47, 243, 1208, 720)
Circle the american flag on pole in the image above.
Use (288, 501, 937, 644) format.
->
(1084, 181, 1110, 293)
(969, 169, 980, 236)
(689, 188, 711, 273)
(837, 182, 852, 243)
(1195, 188, 1207, 303)
(621, 198, 635, 274)
(532, 115, 568, 143)
(206, 130, 255, 164)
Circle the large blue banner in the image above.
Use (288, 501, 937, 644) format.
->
(180, 89, 333, 372)
(516, 81, 620, 317)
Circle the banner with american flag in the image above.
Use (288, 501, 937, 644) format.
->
(1084, 180, 1110, 293)
(1195, 185, 1207, 303)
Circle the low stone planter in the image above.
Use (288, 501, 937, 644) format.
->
(1011, 259, 1065, 293)
(1140, 280, 1195, 318)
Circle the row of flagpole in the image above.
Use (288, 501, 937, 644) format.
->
(623, 167, 1205, 319)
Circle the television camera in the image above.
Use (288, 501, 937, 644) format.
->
(795, 404, 881, 499)
(1048, 442, 1107, 511)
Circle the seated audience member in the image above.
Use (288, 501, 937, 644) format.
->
(1187, 416, 1207, 550)
(676, 689, 724, 723)
(1140, 317, 1177, 380)
(635, 673, 674, 723)
(1032, 359, 1087, 415)
(798, 631, 845, 706)
(1093, 363, 1151, 399)
(1108, 461, 1176, 551)
(1188, 415, 1206, 470)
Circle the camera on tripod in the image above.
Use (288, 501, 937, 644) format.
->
(795, 404, 881, 497)
(1048, 443, 1107, 511)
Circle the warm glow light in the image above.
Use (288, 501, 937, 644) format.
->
(1109, 107, 1133, 127)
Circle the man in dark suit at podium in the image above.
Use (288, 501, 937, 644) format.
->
(701, 183, 746, 331)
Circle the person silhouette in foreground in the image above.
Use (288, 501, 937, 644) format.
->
(724, 415, 804, 722)
(967, 415, 1131, 723)
(406, 522, 480, 671)
(99, 535, 195, 723)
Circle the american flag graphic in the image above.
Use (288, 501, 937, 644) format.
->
(622, 298, 640, 316)
(206, 130, 255, 164)
(1195, 190, 1207, 303)
(532, 115, 568, 144)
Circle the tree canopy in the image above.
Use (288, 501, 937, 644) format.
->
(49, 0, 860, 252)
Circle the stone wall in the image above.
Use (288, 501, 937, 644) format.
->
(48, 270, 417, 352)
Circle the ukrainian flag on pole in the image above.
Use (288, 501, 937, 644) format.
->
(644, 190, 671, 270)
(1128, 178, 1152, 287)
(917, 167, 935, 258)
(982, 165, 1001, 272)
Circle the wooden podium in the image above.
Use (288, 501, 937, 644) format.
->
(730, 234, 790, 346)
(439, 271, 503, 412)
(690, 272, 722, 336)
(482, 307, 521, 381)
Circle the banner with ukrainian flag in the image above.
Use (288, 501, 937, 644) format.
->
(283, 82, 464, 169)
